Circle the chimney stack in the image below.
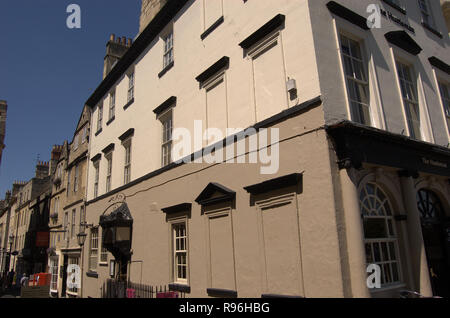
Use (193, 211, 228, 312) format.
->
(49, 145, 63, 176)
(35, 161, 49, 179)
(103, 34, 133, 79)
(5, 190, 11, 203)
(139, 0, 168, 34)
(12, 181, 25, 196)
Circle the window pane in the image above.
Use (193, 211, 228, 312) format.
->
(373, 243, 381, 262)
(364, 218, 388, 239)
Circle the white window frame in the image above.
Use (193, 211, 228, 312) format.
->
(93, 162, 100, 199)
(163, 31, 174, 69)
(109, 90, 116, 121)
(128, 71, 135, 102)
(433, 68, 450, 140)
(67, 256, 80, 295)
(50, 257, 59, 292)
(159, 109, 173, 167)
(332, 20, 386, 130)
(123, 139, 132, 185)
(390, 48, 434, 143)
(339, 34, 372, 126)
(171, 220, 188, 284)
(71, 209, 76, 239)
(396, 60, 421, 140)
(359, 182, 403, 288)
(105, 153, 113, 193)
(89, 228, 99, 271)
(97, 103, 103, 133)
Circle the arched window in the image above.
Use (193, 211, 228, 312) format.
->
(359, 183, 401, 286)
(417, 189, 444, 221)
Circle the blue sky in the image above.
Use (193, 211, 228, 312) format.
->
(0, 0, 140, 197)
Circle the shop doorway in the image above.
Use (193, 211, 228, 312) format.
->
(417, 189, 450, 297)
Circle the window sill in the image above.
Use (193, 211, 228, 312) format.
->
(158, 61, 174, 78)
(201, 16, 224, 40)
(207, 288, 237, 298)
(169, 283, 191, 293)
(86, 271, 98, 278)
(422, 22, 443, 39)
(66, 291, 79, 297)
(99, 262, 108, 267)
(95, 129, 102, 137)
(381, 0, 406, 15)
(123, 98, 135, 110)
(106, 116, 115, 126)
(369, 283, 407, 294)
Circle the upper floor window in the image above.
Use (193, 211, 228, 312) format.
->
(438, 81, 450, 134)
(64, 211, 69, 241)
(67, 168, 71, 196)
(105, 153, 113, 193)
(73, 164, 79, 193)
(82, 125, 88, 144)
(80, 206, 85, 227)
(396, 61, 421, 140)
(340, 34, 371, 126)
(418, 0, 435, 28)
(109, 90, 116, 121)
(160, 109, 173, 167)
(93, 162, 100, 199)
(123, 140, 132, 185)
(128, 72, 135, 102)
(71, 209, 76, 238)
(73, 134, 79, 151)
(163, 31, 174, 68)
(97, 104, 103, 133)
(359, 183, 402, 287)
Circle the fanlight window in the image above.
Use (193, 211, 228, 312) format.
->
(359, 183, 401, 286)
(417, 189, 443, 220)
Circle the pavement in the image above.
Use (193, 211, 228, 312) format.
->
(0, 287, 21, 298)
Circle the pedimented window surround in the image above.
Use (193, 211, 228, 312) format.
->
(253, 191, 304, 297)
(243, 173, 304, 297)
(196, 182, 237, 297)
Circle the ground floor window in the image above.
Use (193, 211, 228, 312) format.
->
(359, 182, 402, 286)
(67, 256, 80, 294)
(50, 257, 59, 291)
(172, 222, 188, 283)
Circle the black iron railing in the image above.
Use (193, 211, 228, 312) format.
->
(101, 279, 185, 298)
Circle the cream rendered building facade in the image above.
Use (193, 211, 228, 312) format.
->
(81, 0, 450, 298)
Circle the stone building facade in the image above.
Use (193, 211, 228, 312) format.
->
(76, 0, 450, 298)
(47, 106, 91, 298)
